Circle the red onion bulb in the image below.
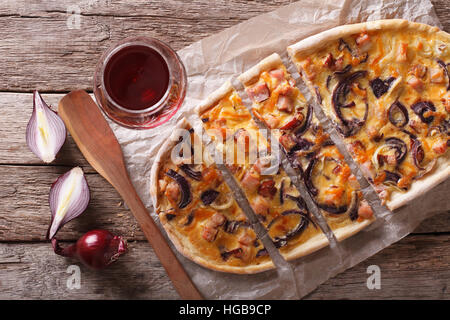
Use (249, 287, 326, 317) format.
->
(52, 229, 127, 270)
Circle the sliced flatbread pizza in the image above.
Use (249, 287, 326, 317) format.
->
(150, 118, 273, 273)
(288, 19, 450, 210)
(196, 82, 330, 261)
(238, 53, 375, 241)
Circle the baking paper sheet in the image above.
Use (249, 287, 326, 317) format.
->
(104, 0, 449, 299)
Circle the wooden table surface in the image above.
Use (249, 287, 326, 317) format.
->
(0, 0, 449, 300)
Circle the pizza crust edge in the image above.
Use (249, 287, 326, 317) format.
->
(287, 19, 448, 57)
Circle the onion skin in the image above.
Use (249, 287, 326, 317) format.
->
(52, 229, 127, 270)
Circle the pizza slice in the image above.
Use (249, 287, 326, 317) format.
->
(196, 82, 330, 261)
(150, 118, 273, 273)
(288, 19, 450, 210)
(238, 53, 375, 241)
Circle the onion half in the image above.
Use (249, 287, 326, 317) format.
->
(47, 167, 90, 239)
(26, 91, 66, 163)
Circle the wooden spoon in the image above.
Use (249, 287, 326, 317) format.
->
(58, 90, 203, 300)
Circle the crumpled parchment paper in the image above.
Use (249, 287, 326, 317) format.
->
(104, 0, 449, 299)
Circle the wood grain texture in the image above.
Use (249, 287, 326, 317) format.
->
(1, 234, 449, 300)
(0, 241, 178, 299)
(0, 0, 447, 92)
(0, 0, 449, 300)
(307, 234, 450, 299)
(0, 165, 143, 242)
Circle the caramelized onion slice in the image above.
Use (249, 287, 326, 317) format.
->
(332, 71, 368, 137)
(411, 101, 436, 124)
(267, 210, 311, 248)
(165, 169, 192, 209)
(200, 189, 219, 205)
(304, 157, 348, 214)
(437, 59, 450, 91)
(388, 101, 409, 128)
(179, 164, 202, 181)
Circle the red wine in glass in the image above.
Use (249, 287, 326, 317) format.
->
(103, 45, 170, 111)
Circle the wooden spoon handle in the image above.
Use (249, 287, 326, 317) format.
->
(116, 177, 203, 300)
(58, 90, 202, 299)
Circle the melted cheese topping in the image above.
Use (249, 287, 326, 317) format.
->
(293, 29, 449, 202)
(157, 128, 270, 268)
(242, 62, 374, 231)
(200, 90, 326, 255)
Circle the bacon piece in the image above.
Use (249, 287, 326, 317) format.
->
(322, 53, 335, 69)
(335, 56, 345, 71)
(269, 68, 285, 87)
(409, 64, 427, 78)
(202, 227, 218, 242)
(430, 67, 445, 84)
(258, 180, 277, 198)
(407, 76, 424, 92)
(202, 213, 226, 242)
(442, 92, 450, 113)
(253, 157, 272, 174)
(238, 232, 255, 246)
(358, 200, 373, 219)
(276, 95, 294, 113)
(263, 114, 280, 128)
(396, 43, 408, 62)
(210, 212, 226, 227)
(348, 174, 360, 189)
(298, 58, 317, 80)
(234, 128, 251, 153)
(165, 181, 180, 203)
(356, 32, 370, 47)
(235, 245, 252, 262)
(433, 139, 447, 154)
(246, 82, 270, 103)
(241, 171, 260, 193)
(251, 195, 270, 216)
(279, 112, 303, 130)
(360, 160, 375, 180)
(279, 134, 297, 151)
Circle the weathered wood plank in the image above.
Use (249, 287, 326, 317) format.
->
(1, 234, 449, 300)
(0, 0, 293, 92)
(0, 0, 447, 92)
(307, 234, 450, 299)
(0, 165, 144, 242)
(0, 241, 178, 299)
